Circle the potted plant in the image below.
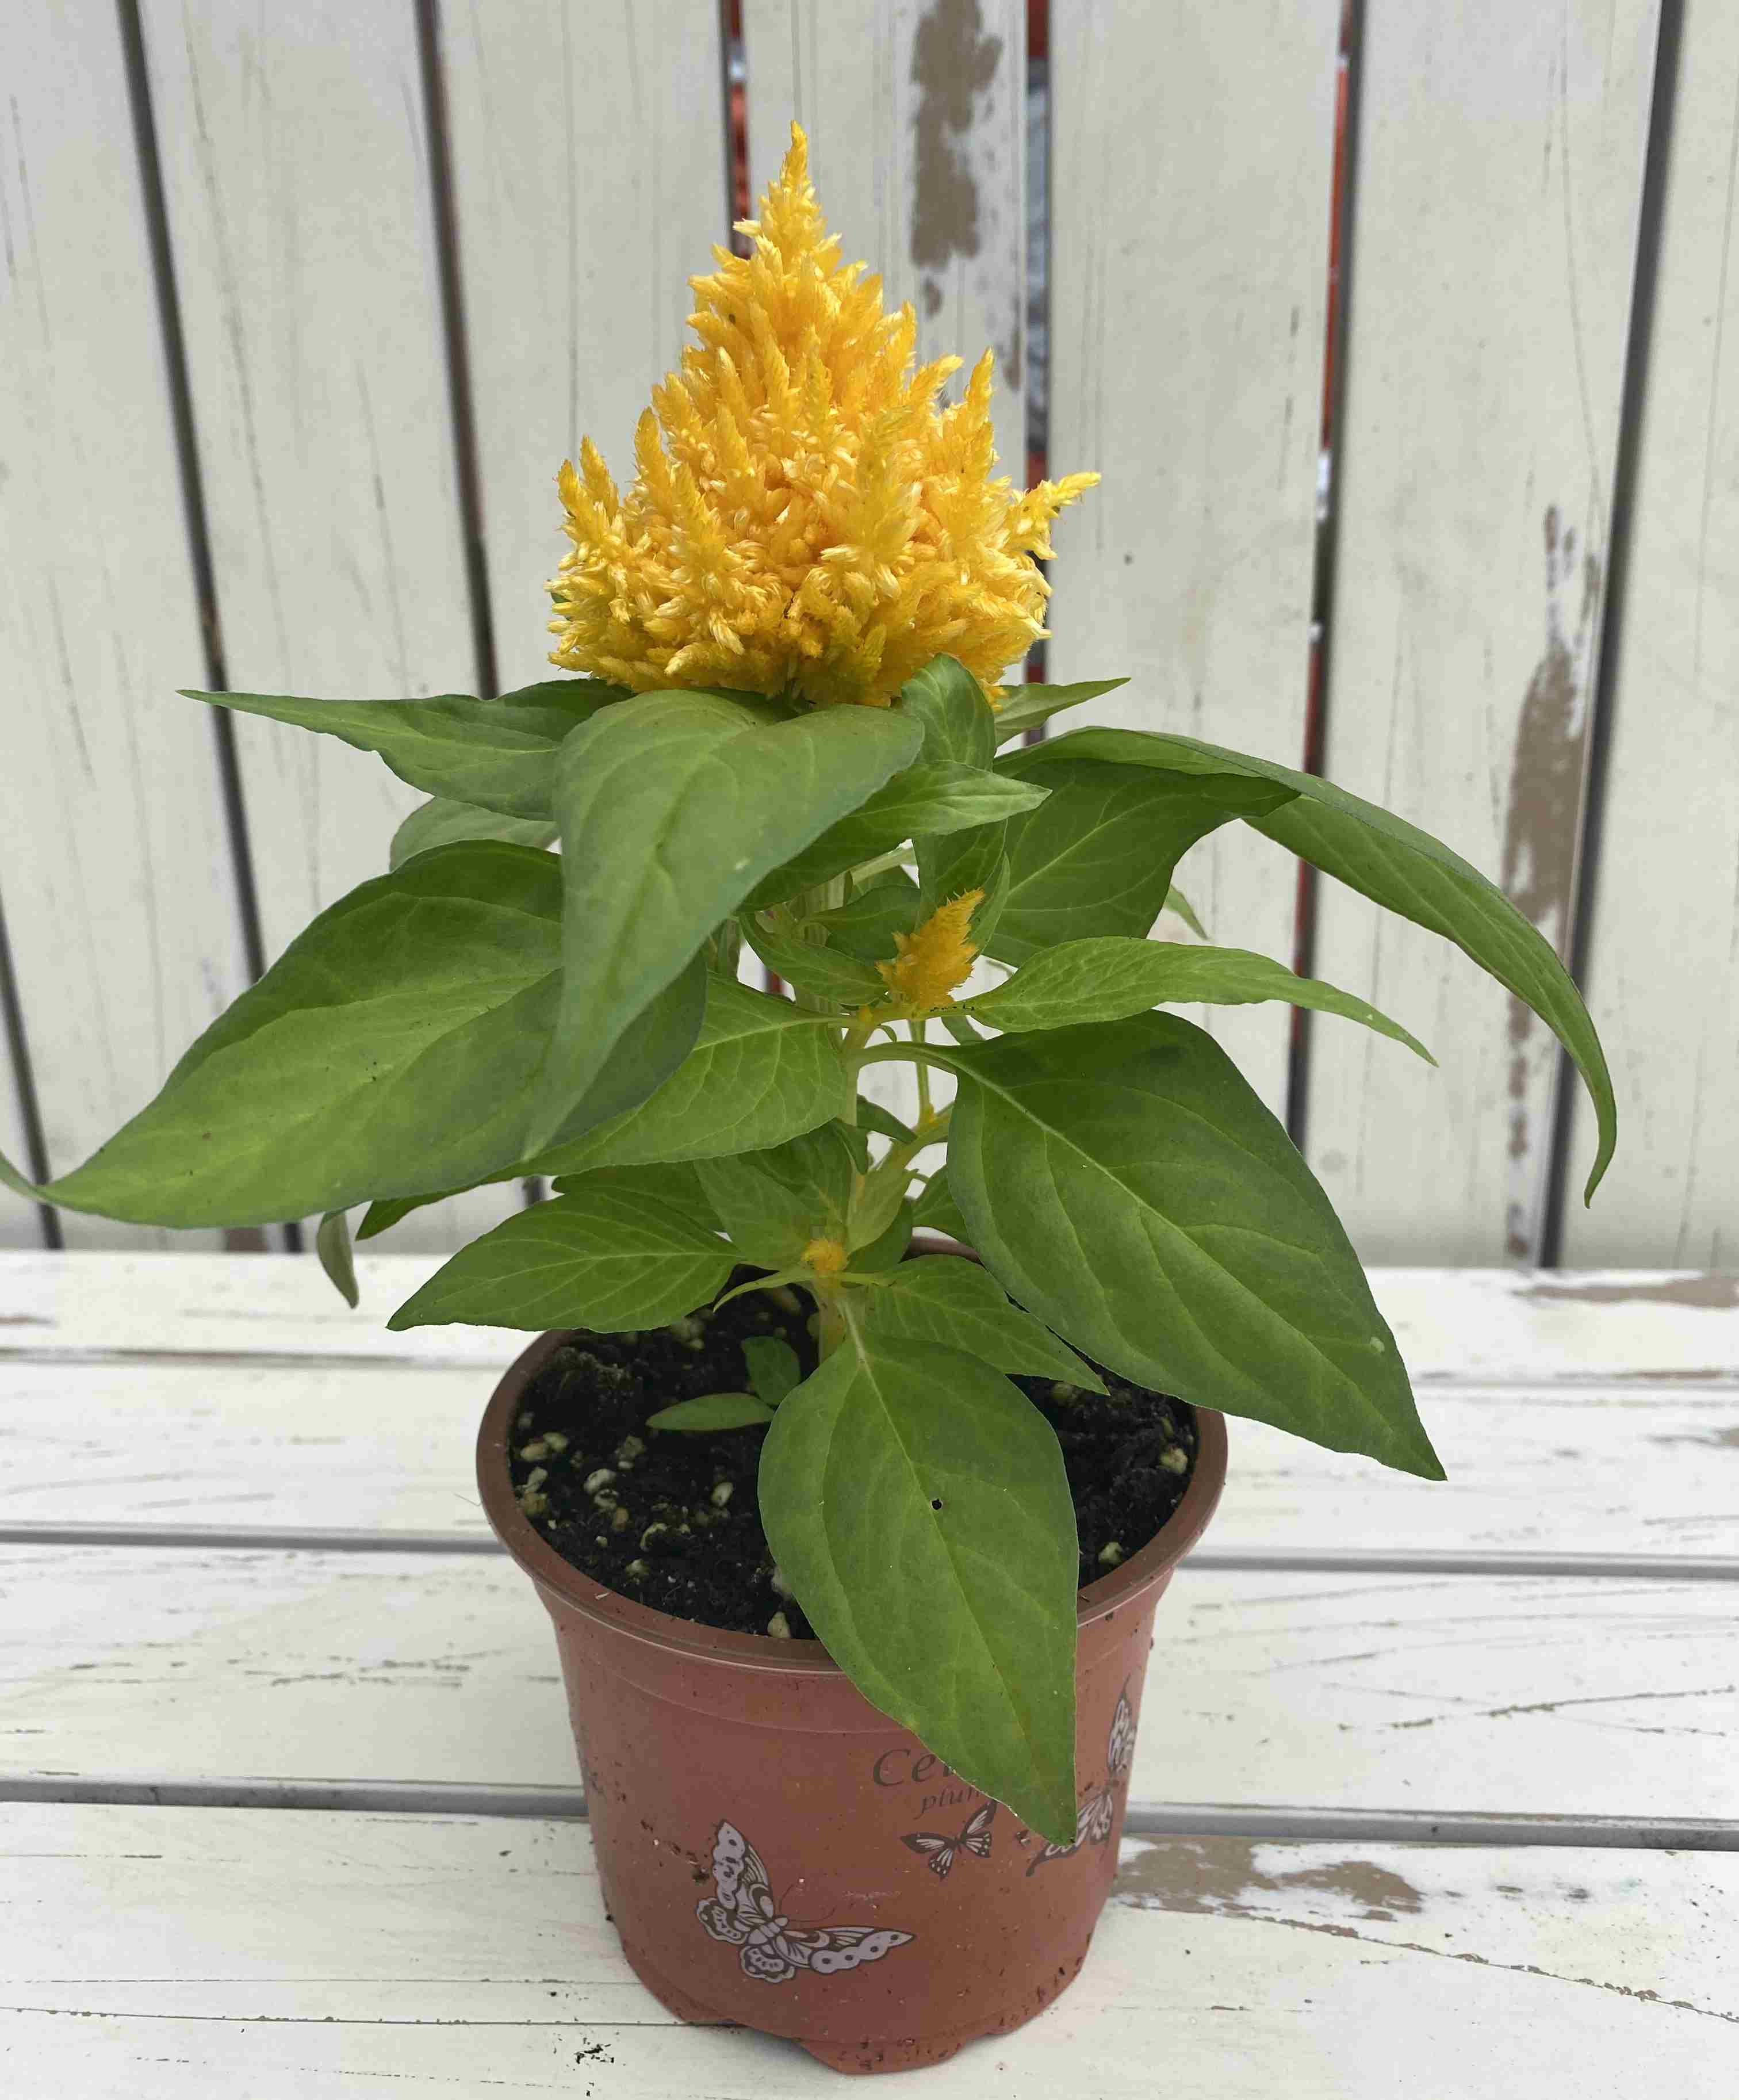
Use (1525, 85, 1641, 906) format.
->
(2, 127, 1615, 2074)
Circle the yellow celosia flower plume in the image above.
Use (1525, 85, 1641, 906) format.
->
(876, 890, 986, 1011)
(548, 124, 1098, 709)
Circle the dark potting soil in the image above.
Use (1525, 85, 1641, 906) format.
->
(508, 1265, 1200, 1643)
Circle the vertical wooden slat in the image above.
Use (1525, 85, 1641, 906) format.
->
(1303, 1, 1660, 1264)
(1564, 3, 1739, 1270)
(439, 2, 729, 695)
(743, 0, 1026, 494)
(741, 0, 1026, 1139)
(137, 0, 520, 1254)
(1043, 0, 1343, 1123)
(0, 2, 250, 1250)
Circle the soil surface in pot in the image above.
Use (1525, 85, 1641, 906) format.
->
(508, 1268, 1199, 1640)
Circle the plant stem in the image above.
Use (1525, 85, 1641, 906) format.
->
(913, 1015, 932, 1124)
(814, 1286, 849, 1356)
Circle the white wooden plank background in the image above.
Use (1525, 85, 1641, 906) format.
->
(5, 1541, 1733, 1818)
(1, 1248, 1734, 2089)
(0, 2, 251, 1250)
(2, 1807, 1733, 2098)
(3, 1543, 1733, 1819)
(7, 1253, 1733, 1379)
(9, 1357, 1734, 1558)
(440, 1, 729, 694)
(136, 0, 526, 1256)
(1305, 1, 1661, 1267)
(1043, 0, 1344, 1123)
(1564, 5, 1739, 1272)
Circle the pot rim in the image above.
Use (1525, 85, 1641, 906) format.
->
(476, 1315, 1228, 1679)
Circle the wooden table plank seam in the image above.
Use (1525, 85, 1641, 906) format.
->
(0, 1777, 1734, 1853)
(3, 1523, 1737, 1583)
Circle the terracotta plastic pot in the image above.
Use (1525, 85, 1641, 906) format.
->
(479, 1328, 1227, 2075)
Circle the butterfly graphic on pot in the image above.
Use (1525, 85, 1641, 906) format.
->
(1025, 1682, 1135, 1876)
(901, 1799, 996, 1878)
(696, 1821, 915, 1985)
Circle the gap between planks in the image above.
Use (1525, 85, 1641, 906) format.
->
(0, 1774, 1732, 1853)
(1, 1521, 1736, 1584)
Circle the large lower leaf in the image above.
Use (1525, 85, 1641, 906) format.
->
(759, 1324, 1080, 1842)
(41, 844, 702, 1227)
(862, 1254, 1105, 1390)
(390, 797, 558, 869)
(536, 694, 920, 1147)
(925, 1015, 1444, 1478)
(967, 936, 1432, 1059)
(531, 977, 851, 1173)
(985, 755, 1295, 962)
(1031, 725, 1617, 1199)
(742, 762, 1050, 908)
(191, 678, 630, 818)
(388, 1176, 734, 1332)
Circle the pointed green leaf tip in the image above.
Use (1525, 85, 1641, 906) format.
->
(1021, 725, 1618, 1203)
(315, 1210, 360, 1309)
(758, 1323, 1082, 1843)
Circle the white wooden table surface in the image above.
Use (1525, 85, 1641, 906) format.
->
(1, 1254, 1735, 2096)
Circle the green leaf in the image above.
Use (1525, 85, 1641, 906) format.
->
(315, 1210, 359, 1308)
(740, 915, 887, 1007)
(846, 1155, 914, 1251)
(802, 869, 924, 961)
(759, 1324, 1080, 1842)
(1035, 725, 1618, 1200)
(863, 1254, 1105, 1391)
(991, 678, 1129, 743)
(917, 817, 1012, 951)
(43, 846, 703, 1229)
(742, 1334, 802, 1406)
(532, 977, 851, 1173)
(648, 1392, 777, 1432)
(853, 1201, 915, 1271)
(389, 797, 558, 870)
(923, 1016, 1443, 1477)
(387, 1177, 734, 1333)
(966, 936, 1433, 1060)
(1163, 884, 1208, 939)
(549, 1160, 718, 1225)
(190, 678, 631, 819)
(897, 656, 997, 768)
(856, 1098, 918, 1146)
(695, 1124, 858, 1267)
(742, 762, 1051, 908)
(936, 1009, 987, 1046)
(986, 753, 1296, 963)
(537, 694, 920, 1147)
(911, 1173, 971, 1242)
(0, 1145, 40, 1211)
(357, 1193, 448, 1241)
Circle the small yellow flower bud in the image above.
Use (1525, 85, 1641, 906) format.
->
(876, 891, 985, 1012)
(802, 1235, 849, 1276)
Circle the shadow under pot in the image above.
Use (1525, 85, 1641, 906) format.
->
(478, 1325, 1228, 2076)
